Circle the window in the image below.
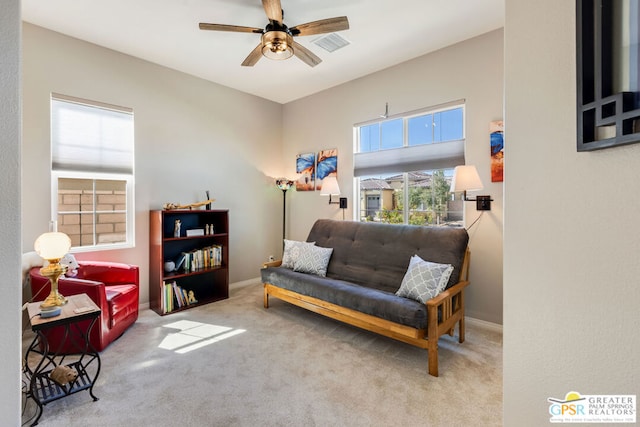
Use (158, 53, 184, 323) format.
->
(354, 101, 464, 227)
(51, 94, 135, 251)
(359, 118, 403, 152)
(408, 108, 464, 145)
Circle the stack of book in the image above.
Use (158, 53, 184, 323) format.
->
(180, 244, 222, 272)
(162, 281, 196, 313)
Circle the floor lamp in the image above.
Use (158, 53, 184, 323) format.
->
(276, 178, 294, 247)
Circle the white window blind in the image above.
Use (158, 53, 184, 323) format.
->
(354, 100, 465, 177)
(354, 139, 464, 177)
(51, 94, 134, 174)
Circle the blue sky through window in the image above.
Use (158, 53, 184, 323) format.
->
(381, 119, 402, 149)
(359, 106, 463, 152)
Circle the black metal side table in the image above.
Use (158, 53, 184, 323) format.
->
(23, 293, 102, 426)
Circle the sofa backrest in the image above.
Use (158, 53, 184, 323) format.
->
(307, 219, 469, 294)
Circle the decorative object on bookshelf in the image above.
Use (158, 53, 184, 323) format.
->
(164, 261, 175, 273)
(186, 228, 205, 237)
(276, 178, 295, 245)
(163, 199, 216, 210)
(173, 219, 181, 237)
(187, 290, 197, 304)
(149, 209, 228, 315)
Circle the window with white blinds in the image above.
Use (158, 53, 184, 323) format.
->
(51, 94, 134, 174)
(50, 94, 135, 251)
(353, 101, 465, 227)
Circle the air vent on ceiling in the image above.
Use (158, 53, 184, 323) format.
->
(312, 33, 350, 53)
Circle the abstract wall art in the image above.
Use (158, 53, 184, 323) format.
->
(490, 120, 504, 182)
(315, 149, 338, 191)
(296, 152, 316, 191)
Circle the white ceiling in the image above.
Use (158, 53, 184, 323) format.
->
(22, 0, 504, 104)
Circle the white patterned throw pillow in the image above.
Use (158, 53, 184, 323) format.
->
(281, 239, 315, 269)
(395, 255, 454, 303)
(293, 244, 333, 277)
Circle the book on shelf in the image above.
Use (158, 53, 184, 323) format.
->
(174, 253, 186, 271)
(162, 280, 197, 313)
(162, 281, 165, 313)
(172, 282, 183, 308)
(180, 245, 223, 272)
(162, 281, 172, 314)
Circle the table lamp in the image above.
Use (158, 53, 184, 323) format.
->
(34, 226, 72, 309)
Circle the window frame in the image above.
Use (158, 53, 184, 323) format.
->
(353, 101, 465, 227)
(50, 94, 135, 252)
(52, 171, 135, 253)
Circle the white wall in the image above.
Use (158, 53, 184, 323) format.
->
(504, 1, 640, 424)
(22, 23, 285, 306)
(0, 0, 22, 423)
(282, 30, 504, 324)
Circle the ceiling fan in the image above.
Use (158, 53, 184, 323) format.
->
(199, 0, 349, 67)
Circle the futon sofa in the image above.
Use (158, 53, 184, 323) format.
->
(261, 219, 470, 376)
(30, 261, 140, 352)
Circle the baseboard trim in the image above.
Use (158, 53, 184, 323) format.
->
(466, 316, 503, 333)
(230, 277, 262, 290)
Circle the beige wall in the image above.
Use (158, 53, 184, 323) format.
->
(0, 0, 21, 422)
(283, 29, 505, 324)
(21, 23, 285, 306)
(504, 1, 640, 424)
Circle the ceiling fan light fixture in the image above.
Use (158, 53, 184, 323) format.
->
(261, 31, 294, 60)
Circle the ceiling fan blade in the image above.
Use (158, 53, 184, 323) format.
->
(241, 43, 264, 67)
(199, 23, 263, 34)
(262, 0, 283, 23)
(290, 16, 349, 37)
(292, 41, 322, 67)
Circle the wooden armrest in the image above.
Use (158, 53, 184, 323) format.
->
(425, 280, 470, 307)
(262, 260, 283, 269)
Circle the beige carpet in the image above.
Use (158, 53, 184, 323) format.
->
(22, 281, 503, 426)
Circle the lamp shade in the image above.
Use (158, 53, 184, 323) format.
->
(320, 176, 341, 196)
(34, 231, 71, 260)
(450, 165, 484, 193)
(276, 178, 294, 191)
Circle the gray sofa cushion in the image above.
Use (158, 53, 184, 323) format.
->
(306, 220, 469, 293)
(261, 266, 428, 329)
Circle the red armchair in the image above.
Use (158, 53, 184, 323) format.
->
(29, 261, 139, 352)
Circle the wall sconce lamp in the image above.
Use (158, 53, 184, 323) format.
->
(450, 165, 493, 211)
(320, 176, 348, 208)
(34, 222, 72, 311)
(320, 176, 348, 219)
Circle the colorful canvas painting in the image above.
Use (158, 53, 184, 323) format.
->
(315, 149, 338, 191)
(296, 152, 316, 191)
(490, 120, 504, 182)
